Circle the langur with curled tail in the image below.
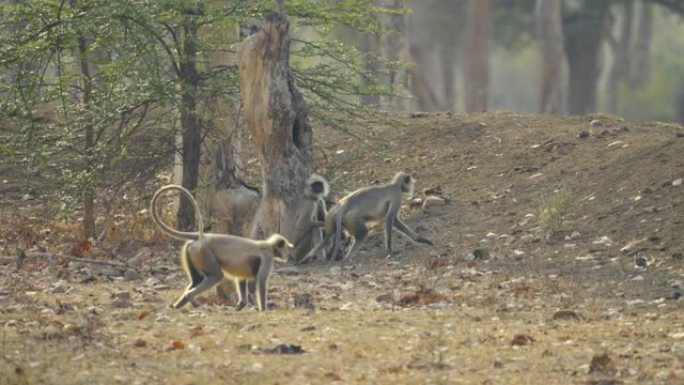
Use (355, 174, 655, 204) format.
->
(150, 185, 293, 310)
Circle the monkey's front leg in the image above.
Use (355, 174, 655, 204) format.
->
(234, 279, 249, 310)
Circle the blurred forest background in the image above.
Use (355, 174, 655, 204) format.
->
(357, 0, 684, 122)
(1, 0, 684, 240)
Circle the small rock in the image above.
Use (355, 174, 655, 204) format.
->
(422, 196, 447, 209)
(607, 140, 625, 148)
(62, 324, 81, 335)
(667, 280, 683, 289)
(565, 231, 581, 240)
(634, 255, 648, 268)
(589, 119, 604, 128)
(409, 197, 423, 208)
(552, 309, 583, 322)
(328, 266, 342, 276)
(673, 178, 682, 187)
(111, 298, 132, 309)
(666, 291, 681, 300)
(588, 353, 616, 376)
(275, 266, 300, 276)
(42, 325, 63, 339)
(422, 186, 443, 196)
(21, 194, 33, 201)
(134, 339, 147, 348)
(293, 293, 314, 309)
(124, 269, 141, 281)
(592, 236, 613, 247)
(114, 291, 131, 300)
(677, 132, 684, 138)
(376, 293, 394, 303)
(513, 250, 525, 257)
(51, 285, 67, 294)
(511, 334, 534, 346)
(578, 130, 590, 139)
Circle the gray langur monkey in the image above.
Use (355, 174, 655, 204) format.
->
(150, 185, 293, 310)
(300, 171, 434, 264)
(291, 174, 330, 262)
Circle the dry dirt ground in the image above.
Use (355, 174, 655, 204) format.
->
(1, 112, 683, 385)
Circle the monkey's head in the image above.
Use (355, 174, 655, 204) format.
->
(305, 174, 330, 199)
(266, 234, 294, 260)
(393, 171, 415, 196)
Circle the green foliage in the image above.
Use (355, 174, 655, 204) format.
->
(535, 187, 575, 236)
(0, 0, 397, 225)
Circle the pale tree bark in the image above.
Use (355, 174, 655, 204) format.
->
(607, 0, 634, 114)
(464, 0, 490, 112)
(408, 45, 440, 111)
(630, 1, 653, 89)
(238, 12, 315, 252)
(536, 0, 566, 115)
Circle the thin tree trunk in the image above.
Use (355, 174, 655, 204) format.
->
(607, 1, 634, 114)
(536, 0, 566, 115)
(74, 25, 96, 239)
(360, 32, 381, 106)
(380, 0, 408, 109)
(563, 3, 610, 115)
(464, 0, 490, 113)
(408, 45, 439, 111)
(177, 15, 202, 232)
(238, 12, 314, 245)
(630, 1, 653, 89)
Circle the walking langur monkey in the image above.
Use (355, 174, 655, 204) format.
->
(300, 171, 433, 264)
(150, 185, 293, 310)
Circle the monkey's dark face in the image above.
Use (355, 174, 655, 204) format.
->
(401, 174, 415, 195)
(311, 181, 324, 195)
(272, 236, 293, 260)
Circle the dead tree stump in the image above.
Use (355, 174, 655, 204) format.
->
(238, 11, 317, 258)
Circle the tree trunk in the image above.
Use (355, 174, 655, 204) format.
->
(464, 0, 490, 113)
(74, 22, 96, 239)
(563, 3, 610, 115)
(360, 32, 381, 107)
(408, 45, 439, 111)
(630, 1, 653, 89)
(238, 12, 314, 246)
(176, 15, 203, 232)
(607, 1, 634, 114)
(380, 0, 408, 109)
(676, 81, 684, 122)
(536, 0, 566, 115)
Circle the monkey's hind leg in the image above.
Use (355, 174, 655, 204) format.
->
(173, 242, 204, 309)
(179, 250, 223, 307)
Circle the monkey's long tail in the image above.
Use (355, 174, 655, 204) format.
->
(150, 184, 204, 242)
